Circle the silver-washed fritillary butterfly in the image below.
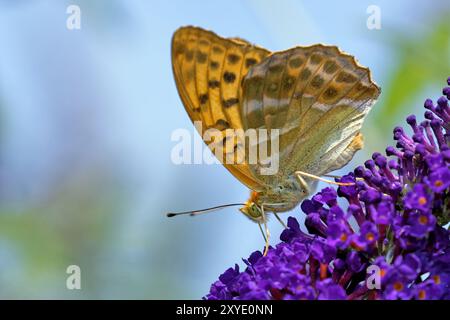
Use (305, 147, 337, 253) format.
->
(169, 26, 380, 253)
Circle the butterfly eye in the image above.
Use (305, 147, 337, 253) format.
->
(240, 203, 261, 219)
(249, 204, 262, 218)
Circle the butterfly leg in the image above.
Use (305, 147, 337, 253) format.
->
(295, 171, 312, 194)
(260, 204, 270, 256)
(323, 174, 364, 182)
(258, 222, 267, 243)
(273, 212, 287, 229)
(296, 170, 355, 187)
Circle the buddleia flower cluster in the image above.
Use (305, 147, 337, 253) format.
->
(205, 77, 450, 300)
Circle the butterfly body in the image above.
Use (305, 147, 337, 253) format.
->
(264, 174, 311, 205)
(171, 26, 380, 223)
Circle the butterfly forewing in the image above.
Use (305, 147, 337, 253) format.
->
(171, 26, 271, 190)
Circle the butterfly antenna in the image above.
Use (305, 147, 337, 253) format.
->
(166, 203, 246, 218)
(296, 170, 355, 186)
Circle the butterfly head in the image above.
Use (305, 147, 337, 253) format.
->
(239, 202, 263, 222)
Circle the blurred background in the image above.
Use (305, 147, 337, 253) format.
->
(0, 0, 448, 299)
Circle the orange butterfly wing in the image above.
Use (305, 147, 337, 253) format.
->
(171, 26, 271, 190)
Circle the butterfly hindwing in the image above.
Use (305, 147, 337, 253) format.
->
(241, 45, 380, 183)
(284, 46, 380, 177)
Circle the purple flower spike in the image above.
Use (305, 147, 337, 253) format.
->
(206, 78, 450, 300)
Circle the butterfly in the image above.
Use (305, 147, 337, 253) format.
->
(169, 26, 380, 253)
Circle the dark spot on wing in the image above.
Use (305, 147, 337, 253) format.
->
(210, 61, 219, 70)
(323, 60, 338, 74)
(282, 76, 295, 90)
(300, 68, 311, 80)
(196, 51, 207, 63)
(199, 94, 208, 104)
(269, 64, 284, 74)
(244, 76, 264, 100)
(310, 53, 323, 64)
(323, 87, 338, 99)
(223, 71, 236, 83)
(311, 75, 324, 89)
(208, 80, 220, 89)
(173, 43, 186, 56)
(289, 57, 303, 68)
(223, 98, 239, 108)
(215, 119, 230, 130)
(227, 53, 240, 64)
(356, 83, 366, 92)
(212, 46, 224, 54)
(185, 50, 194, 62)
(336, 71, 357, 83)
(245, 58, 258, 68)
